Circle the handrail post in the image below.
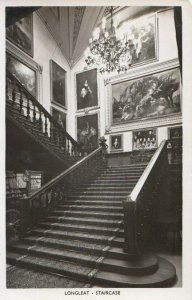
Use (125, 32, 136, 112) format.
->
(123, 198, 140, 256)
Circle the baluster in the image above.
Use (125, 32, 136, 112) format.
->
(12, 82, 16, 106)
(62, 132, 66, 151)
(19, 91, 23, 114)
(50, 122, 53, 140)
(6, 82, 9, 101)
(26, 95, 30, 119)
(44, 116, 48, 135)
(67, 138, 70, 155)
(33, 104, 36, 122)
(39, 109, 42, 130)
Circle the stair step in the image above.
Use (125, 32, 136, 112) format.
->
(44, 216, 123, 227)
(71, 191, 131, 197)
(93, 257, 176, 287)
(32, 228, 114, 245)
(57, 205, 123, 212)
(67, 195, 127, 201)
(62, 200, 123, 206)
(38, 222, 120, 235)
(7, 242, 100, 267)
(7, 252, 93, 281)
(51, 210, 123, 220)
(21, 236, 106, 256)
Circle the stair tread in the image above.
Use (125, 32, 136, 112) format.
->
(94, 257, 176, 287)
(39, 222, 120, 232)
(53, 210, 123, 217)
(32, 228, 113, 241)
(46, 216, 123, 224)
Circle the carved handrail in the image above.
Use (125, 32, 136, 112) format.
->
(19, 147, 105, 235)
(6, 70, 82, 156)
(123, 140, 168, 256)
(130, 140, 167, 202)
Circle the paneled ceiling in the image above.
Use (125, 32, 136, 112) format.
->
(37, 6, 166, 68)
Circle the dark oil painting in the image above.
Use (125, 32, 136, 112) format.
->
(125, 14, 157, 66)
(51, 60, 66, 108)
(6, 14, 33, 57)
(133, 129, 157, 150)
(76, 69, 98, 110)
(6, 53, 36, 97)
(112, 67, 181, 125)
(169, 126, 182, 139)
(51, 106, 66, 130)
(77, 114, 98, 150)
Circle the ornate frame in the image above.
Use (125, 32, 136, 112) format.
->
(6, 40, 42, 103)
(168, 125, 182, 140)
(132, 128, 158, 151)
(50, 59, 67, 109)
(75, 68, 100, 113)
(6, 13, 34, 57)
(110, 134, 123, 153)
(75, 110, 100, 145)
(105, 58, 182, 134)
(51, 105, 67, 131)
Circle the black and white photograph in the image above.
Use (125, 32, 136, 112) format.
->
(50, 60, 66, 108)
(76, 68, 98, 110)
(3, 2, 192, 298)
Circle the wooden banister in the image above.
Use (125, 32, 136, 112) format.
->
(6, 70, 81, 154)
(123, 140, 168, 256)
(19, 147, 105, 235)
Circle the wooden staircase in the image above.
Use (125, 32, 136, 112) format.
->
(7, 163, 176, 288)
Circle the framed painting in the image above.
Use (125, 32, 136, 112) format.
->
(110, 134, 123, 152)
(50, 60, 66, 108)
(6, 52, 36, 97)
(168, 126, 182, 140)
(51, 106, 66, 130)
(125, 14, 158, 67)
(112, 67, 181, 125)
(6, 14, 33, 57)
(133, 128, 157, 150)
(77, 113, 99, 150)
(76, 68, 98, 110)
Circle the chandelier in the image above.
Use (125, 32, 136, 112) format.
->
(84, 7, 141, 74)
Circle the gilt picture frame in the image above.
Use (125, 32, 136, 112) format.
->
(6, 14, 33, 57)
(51, 106, 67, 131)
(76, 68, 98, 111)
(50, 60, 66, 109)
(110, 134, 123, 152)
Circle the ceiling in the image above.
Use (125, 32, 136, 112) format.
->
(37, 6, 166, 68)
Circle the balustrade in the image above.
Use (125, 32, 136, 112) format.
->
(6, 70, 82, 158)
(18, 147, 104, 236)
(123, 140, 169, 256)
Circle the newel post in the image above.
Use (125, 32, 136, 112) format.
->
(122, 197, 141, 257)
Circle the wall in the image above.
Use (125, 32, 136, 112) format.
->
(70, 7, 182, 152)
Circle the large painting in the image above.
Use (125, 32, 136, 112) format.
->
(125, 14, 157, 66)
(112, 67, 181, 125)
(76, 69, 98, 110)
(50, 60, 66, 108)
(77, 114, 98, 150)
(6, 14, 33, 57)
(6, 52, 36, 97)
(51, 107, 66, 130)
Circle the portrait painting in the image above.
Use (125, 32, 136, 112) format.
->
(133, 129, 157, 150)
(76, 68, 98, 110)
(125, 14, 157, 66)
(6, 14, 33, 57)
(112, 67, 181, 125)
(50, 60, 66, 108)
(77, 114, 98, 150)
(6, 52, 36, 97)
(168, 126, 182, 140)
(51, 107, 66, 130)
(110, 134, 123, 152)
